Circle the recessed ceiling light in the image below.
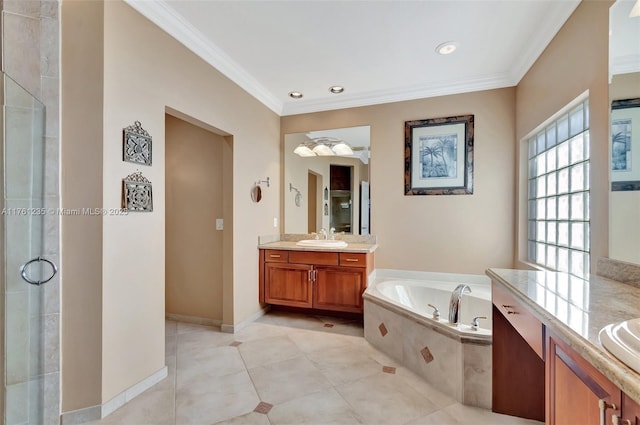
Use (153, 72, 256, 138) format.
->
(436, 41, 460, 55)
(288, 91, 303, 99)
(329, 86, 344, 94)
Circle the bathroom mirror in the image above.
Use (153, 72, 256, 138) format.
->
(284, 126, 370, 235)
(608, 0, 640, 264)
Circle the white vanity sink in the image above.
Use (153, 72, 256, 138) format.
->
(599, 318, 640, 375)
(295, 239, 348, 248)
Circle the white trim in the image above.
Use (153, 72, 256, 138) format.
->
(60, 367, 168, 424)
(508, 0, 581, 86)
(61, 405, 101, 425)
(220, 306, 270, 334)
(611, 54, 640, 78)
(101, 366, 168, 418)
(123, 0, 282, 115)
(165, 313, 222, 327)
(281, 73, 514, 116)
(122, 0, 580, 117)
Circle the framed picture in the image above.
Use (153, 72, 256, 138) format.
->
(404, 114, 474, 195)
(122, 172, 153, 212)
(123, 121, 152, 166)
(611, 98, 640, 191)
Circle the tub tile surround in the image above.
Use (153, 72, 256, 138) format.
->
(487, 268, 640, 405)
(85, 312, 540, 425)
(363, 269, 493, 409)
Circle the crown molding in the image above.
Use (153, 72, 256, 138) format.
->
(611, 54, 640, 77)
(123, 0, 283, 115)
(281, 73, 516, 116)
(507, 0, 581, 85)
(124, 0, 578, 117)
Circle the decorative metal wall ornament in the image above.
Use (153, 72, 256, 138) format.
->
(122, 171, 153, 212)
(123, 121, 152, 165)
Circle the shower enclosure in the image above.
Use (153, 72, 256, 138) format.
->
(1, 73, 55, 424)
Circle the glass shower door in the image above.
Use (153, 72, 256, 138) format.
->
(2, 73, 54, 424)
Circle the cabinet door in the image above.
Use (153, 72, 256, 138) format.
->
(547, 335, 621, 425)
(620, 393, 640, 425)
(313, 266, 365, 313)
(265, 263, 313, 308)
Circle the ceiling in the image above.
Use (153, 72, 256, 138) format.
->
(125, 0, 582, 117)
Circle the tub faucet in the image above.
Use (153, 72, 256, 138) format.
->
(448, 284, 472, 324)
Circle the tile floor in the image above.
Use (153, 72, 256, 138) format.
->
(89, 311, 543, 425)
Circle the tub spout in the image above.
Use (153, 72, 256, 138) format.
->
(448, 284, 471, 324)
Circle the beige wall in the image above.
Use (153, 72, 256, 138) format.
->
(61, 0, 279, 411)
(165, 114, 226, 321)
(515, 0, 612, 268)
(282, 87, 517, 274)
(61, 0, 104, 412)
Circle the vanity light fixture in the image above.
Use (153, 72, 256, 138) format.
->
(288, 91, 304, 99)
(293, 137, 354, 157)
(329, 86, 345, 94)
(436, 41, 459, 55)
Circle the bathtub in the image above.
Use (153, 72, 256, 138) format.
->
(363, 270, 492, 408)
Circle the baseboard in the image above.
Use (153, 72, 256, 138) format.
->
(220, 305, 270, 334)
(61, 366, 168, 424)
(165, 313, 223, 327)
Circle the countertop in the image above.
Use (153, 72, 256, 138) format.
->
(487, 268, 640, 405)
(258, 240, 378, 254)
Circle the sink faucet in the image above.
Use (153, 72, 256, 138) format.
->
(319, 228, 328, 240)
(329, 227, 336, 240)
(448, 284, 471, 324)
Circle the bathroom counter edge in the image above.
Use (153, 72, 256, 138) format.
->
(486, 267, 640, 405)
(258, 241, 378, 253)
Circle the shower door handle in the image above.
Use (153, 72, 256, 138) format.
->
(20, 256, 58, 286)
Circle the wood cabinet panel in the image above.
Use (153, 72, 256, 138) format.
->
(289, 250, 339, 266)
(492, 305, 545, 421)
(493, 283, 544, 359)
(547, 334, 621, 425)
(264, 249, 288, 262)
(619, 393, 640, 425)
(339, 252, 367, 267)
(314, 266, 366, 313)
(264, 263, 313, 308)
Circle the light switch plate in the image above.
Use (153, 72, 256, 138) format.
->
(216, 219, 224, 230)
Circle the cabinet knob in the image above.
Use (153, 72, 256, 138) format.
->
(599, 399, 618, 425)
(612, 416, 632, 425)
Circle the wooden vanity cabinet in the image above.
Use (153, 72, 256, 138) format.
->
(620, 393, 640, 425)
(259, 249, 372, 314)
(491, 282, 545, 421)
(547, 333, 621, 425)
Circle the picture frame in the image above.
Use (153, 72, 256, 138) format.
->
(404, 114, 474, 195)
(123, 120, 152, 166)
(122, 171, 153, 212)
(611, 98, 640, 191)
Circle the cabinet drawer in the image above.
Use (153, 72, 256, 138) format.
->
(264, 250, 288, 262)
(339, 253, 367, 267)
(289, 250, 339, 265)
(492, 282, 544, 359)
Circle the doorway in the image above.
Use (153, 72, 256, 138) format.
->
(165, 113, 233, 324)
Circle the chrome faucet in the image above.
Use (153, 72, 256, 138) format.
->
(448, 284, 471, 324)
(329, 227, 336, 240)
(319, 228, 328, 240)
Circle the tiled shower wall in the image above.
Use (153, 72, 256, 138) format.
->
(2, 0, 61, 424)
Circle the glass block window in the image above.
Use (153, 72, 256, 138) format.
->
(528, 100, 590, 278)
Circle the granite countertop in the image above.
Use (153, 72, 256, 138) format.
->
(487, 268, 640, 404)
(258, 240, 378, 254)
